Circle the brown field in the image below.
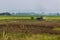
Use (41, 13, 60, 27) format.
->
(0, 20, 60, 34)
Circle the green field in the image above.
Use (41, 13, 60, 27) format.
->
(0, 16, 37, 20)
(0, 16, 60, 20)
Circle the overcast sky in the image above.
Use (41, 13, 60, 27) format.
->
(0, 0, 60, 13)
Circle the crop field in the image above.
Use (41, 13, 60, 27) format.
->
(0, 16, 60, 20)
(44, 16, 60, 21)
(0, 16, 60, 40)
(0, 16, 37, 20)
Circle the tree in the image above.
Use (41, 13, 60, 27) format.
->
(0, 12, 11, 15)
(57, 13, 59, 15)
(31, 17, 34, 20)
